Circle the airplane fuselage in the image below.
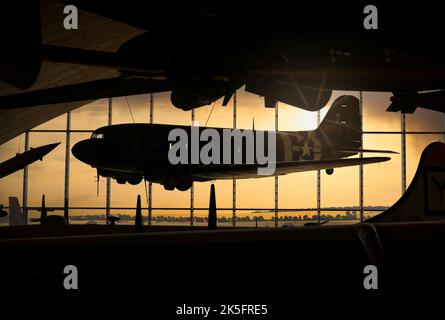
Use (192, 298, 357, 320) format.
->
(72, 120, 356, 191)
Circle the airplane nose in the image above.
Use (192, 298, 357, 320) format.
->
(72, 140, 97, 164)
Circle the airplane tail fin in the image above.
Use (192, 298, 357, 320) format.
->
(318, 95, 361, 158)
(368, 142, 445, 222)
(8, 197, 26, 226)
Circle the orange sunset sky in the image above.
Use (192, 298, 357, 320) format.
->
(0, 88, 444, 219)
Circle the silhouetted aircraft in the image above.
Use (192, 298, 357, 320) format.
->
(0, 143, 59, 224)
(8, 197, 26, 226)
(387, 90, 445, 114)
(1, 2, 445, 113)
(368, 141, 445, 223)
(0, 142, 60, 179)
(72, 95, 391, 191)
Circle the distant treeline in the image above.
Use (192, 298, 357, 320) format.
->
(70, 210, 375, 222)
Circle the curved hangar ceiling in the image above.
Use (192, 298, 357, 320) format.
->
(0, 0, 143, 146)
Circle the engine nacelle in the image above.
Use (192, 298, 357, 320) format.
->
(245, 77, 332, 111)
(388, 90, 445, 114)
(170, 84, 227, 111)
(162, 179, 192, 191)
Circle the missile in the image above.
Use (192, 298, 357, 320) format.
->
(0, 142, 60, 179)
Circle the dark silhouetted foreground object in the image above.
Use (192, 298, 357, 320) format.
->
(6, 3, 445, 118)
(1, 143, 445, 298)
(0, 1, 41, 90)
(44, 215, 66, 226)
(367, 142, 445, 222)
(208, 184, 217, 230)
(40, 194, 47, 224)
(304, 220, 329, 227)
(3, 220, 445, 298)
(64, 198, 69, 224)
(108, 216, 121, 226)
(37, 194, 66, 226)
(35, 195, 56, 224)
(135, 194, 143, 232)
(0, 205, 7, 218)
(354, 223, 387, 269)
(388, 90, 445, 114)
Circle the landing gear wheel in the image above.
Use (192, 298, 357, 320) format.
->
(128, 176, 143, 185)
(116, 178, 126, 184)
(163, 183, 175, 191)
(176, 182, 192, 191)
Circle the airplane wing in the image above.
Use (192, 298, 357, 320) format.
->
(245, 77, 332, 111)
(189, 157, 390, 180)
(335, 148, 399, 154)
(0, 77, 175, 110)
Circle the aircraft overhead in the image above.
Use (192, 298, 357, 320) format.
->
(387, 90, 445, 114)
(0, 0, 143, 146)
(2, 1, 445, 118)
(72, 95, 391, 191)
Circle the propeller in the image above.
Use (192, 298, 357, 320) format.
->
(143, 177, 152, 224)
(144, 177, 149, 207)
(96, 169, 100, 197)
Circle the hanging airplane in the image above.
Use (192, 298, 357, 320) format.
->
(72, 95, 392, 191)
(1, 2, 445, 114)
(387, 90, 445, 114)
(0, 142, 60, 221)
(0, 142, 60, 179)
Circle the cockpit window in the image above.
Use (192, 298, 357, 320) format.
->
(91, 133, 105, 139)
